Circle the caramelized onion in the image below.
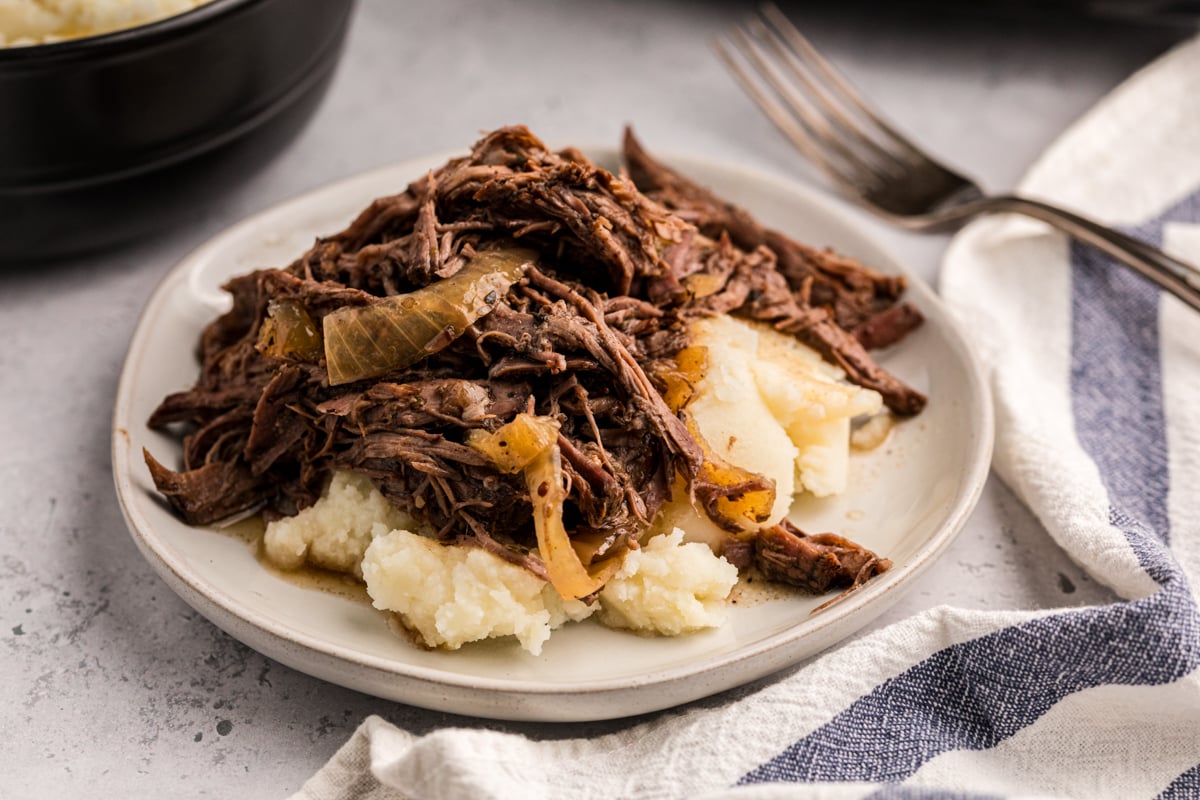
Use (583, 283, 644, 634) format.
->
(323, 248, 535, 385)
(258, 299, 322, 361)
(687, 416, 777, 531)
(465, 413, 558, 473)
(658, 344, 707, 414)
(662, 343, 776, 531)
(469, 414, 621, 600)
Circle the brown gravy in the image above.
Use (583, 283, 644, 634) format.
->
(214, 515, 373, 606)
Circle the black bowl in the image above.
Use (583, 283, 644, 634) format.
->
(0, 0, 358, 264)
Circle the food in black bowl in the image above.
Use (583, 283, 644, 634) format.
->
(0, 0, 358, 264)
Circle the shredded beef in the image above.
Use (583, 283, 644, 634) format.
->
(146, 125, 910, 595)
(755, 520, 892, 595)
(621, 128, 926, 416)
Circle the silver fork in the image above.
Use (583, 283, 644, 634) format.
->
(715, 4, 1200, 312)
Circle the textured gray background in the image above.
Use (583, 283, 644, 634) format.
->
(1, 1, 1192, 796)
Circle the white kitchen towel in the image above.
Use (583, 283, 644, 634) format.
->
(292, 35, 1200, 800)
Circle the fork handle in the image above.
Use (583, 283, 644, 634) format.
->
(951, 194, 1200, 312)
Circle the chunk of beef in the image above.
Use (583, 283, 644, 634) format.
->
(755, 520, 892, 595)
(622, 127, 924, 346)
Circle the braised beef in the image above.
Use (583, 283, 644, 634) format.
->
(621, 128, 926, 416)
(755, 520, 892, 594)
(146, 126, 906, 594)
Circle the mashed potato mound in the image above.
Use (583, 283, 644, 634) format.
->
(597, 529, 738, 635)
(751, 319, 883, 496)
(0, 0, 211, 46)
(361, 528, 596, 655)
(263, 472, 414, 577)
(362, 525, 736, 653)
(658, 316, 883, 550)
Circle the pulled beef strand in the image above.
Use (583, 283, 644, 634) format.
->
(755, 520, 892, 596)
(622, 128, 917, 337)
(622, 128, 926, 416)
(723, 520, 893, 613)
(146, 125, 905, 596)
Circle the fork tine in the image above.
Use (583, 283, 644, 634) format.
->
(740, 19, 899, 184)
(759, 3, 925, 163)
(713, 32, 864, 194)
(752, 13, 906, 178)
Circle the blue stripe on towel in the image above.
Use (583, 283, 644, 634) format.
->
(1156, 762, 1200, 800)
(739, 581, 1200, 785)
(863, 787, 1004, 800)
(740, 190, 1200, 789)
(1075, 232, 1166, 544)
(1070, 189, 1200, 579)
(1070, 231, 1170, 553)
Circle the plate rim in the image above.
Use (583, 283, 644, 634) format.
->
(111, 145, 994, 718)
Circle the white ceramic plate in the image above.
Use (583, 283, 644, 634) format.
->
(112, 148, 993, 722)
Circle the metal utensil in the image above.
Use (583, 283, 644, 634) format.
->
(715, 4, 1200, 312)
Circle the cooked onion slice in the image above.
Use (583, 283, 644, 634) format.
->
(658, 344, 777, 531)
(465, 413, 558, 472)
(258, 299, 322, 361)
(323, 248, 535, 385)
(686, 416, 777, 531)
(468, 414, 621, 600)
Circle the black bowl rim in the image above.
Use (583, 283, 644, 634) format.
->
(0, 0, 266, 61)
(0, 0, 356, 193)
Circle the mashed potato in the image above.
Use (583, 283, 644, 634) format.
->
(268, 472, 740, 654)
(362, 527, 597, 656)
(597, 529, 738, 635)
(260, 316, 881, 653)
(654, 315, 883, 550)
(263, 471, 415, 578)
(361, 526, 736, 653)
(0, 0, 211, 46)
(750, 319, 884, 496)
